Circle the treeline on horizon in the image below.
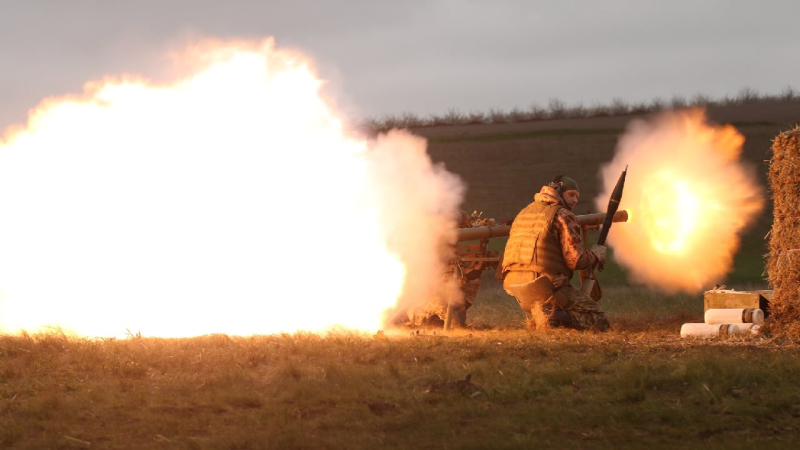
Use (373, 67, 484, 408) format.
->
(364, 85, 799, 132)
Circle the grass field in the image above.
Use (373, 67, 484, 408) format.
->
(2, 102, 799, 449)
(3, 300, 799, 450)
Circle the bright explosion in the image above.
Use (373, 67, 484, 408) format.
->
(0, 39, 463, 337)
(597, 108, 765, 293)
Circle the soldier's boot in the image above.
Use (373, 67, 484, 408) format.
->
(548, 309, 576, 328)
(569, 311, 610, 332)
(587, 314, 611, 332)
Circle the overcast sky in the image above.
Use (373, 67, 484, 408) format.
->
(1, 0, 798, 130)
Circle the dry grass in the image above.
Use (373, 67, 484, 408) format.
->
(3, 281, 797, 449)
(3, 321, 800, 449)
(528, 301, 551, 331)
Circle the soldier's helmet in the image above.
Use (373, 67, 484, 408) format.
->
(548, 175, 579, 194)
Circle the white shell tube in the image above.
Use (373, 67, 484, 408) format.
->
(681, 323, 736, 337)
(704, 308, 764, 325)
(733, 323, 762, 334)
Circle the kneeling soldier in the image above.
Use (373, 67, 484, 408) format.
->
(500, 175, 610, 331)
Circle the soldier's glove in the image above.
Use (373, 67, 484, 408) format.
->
(590, 245, 606, 271)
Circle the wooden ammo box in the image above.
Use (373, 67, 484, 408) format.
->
(703, 290, 772, 318)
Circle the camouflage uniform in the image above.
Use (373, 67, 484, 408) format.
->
(501, 186, 609, 331)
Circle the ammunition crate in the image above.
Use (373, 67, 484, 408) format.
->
(703, 290, 772, 318)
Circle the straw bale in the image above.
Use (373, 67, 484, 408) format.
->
(764, 125, 800, 339)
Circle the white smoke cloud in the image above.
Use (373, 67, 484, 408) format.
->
(363, 130, 465, 324)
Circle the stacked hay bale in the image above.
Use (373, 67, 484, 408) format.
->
(764, 126, 800, 339)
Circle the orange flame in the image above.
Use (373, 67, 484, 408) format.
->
(596, 109, 764, 293)
(0, 39, 463, 337)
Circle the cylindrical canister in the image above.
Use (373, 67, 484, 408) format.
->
(704, 308, 764, 325)
(733, 323, 761, 334)
(680, 323, 736, 337)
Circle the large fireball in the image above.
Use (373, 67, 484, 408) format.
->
(0, 39, 463, 337)
(597, 109, 764, 293)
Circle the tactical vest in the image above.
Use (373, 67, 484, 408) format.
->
(502, 201, 572, 281)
